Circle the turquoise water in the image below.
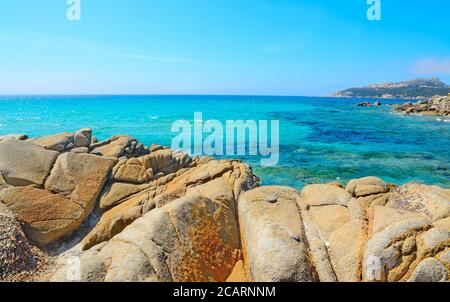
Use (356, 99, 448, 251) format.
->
(0, 95, 449, 189)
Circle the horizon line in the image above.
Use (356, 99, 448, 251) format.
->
(0, 93, 332, 98)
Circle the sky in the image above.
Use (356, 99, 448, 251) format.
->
(0, 0, 449, 96)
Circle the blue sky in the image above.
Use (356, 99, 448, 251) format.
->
(0, 0, 449, 95)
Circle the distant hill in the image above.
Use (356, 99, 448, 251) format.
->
(333, 78, 450, 99)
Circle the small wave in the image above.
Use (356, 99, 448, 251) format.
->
(15, 117, 42, 121)
(150, 116, 159, 120)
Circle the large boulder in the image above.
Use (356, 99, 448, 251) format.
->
(0, 134, 28, 142)
(112, 157, 154, 184)
(84, 159, 259, 251)
(298, 204, 337, 282)
(386, 183, 450, 222)
(110, 150, 192, 184)
(308, 205, 351, 242)
(45, 152, 114, 220)
(301, 184, 351, 207)
(367, 206, 429, 237)
(238, 186, 316, 282)
(0, 139, 59, 187)
(89, 135, 148, 158)
(82, 189, 155, 251)
(0, 187, 86, 246)
(328, 220, 368, 282)
(28, 128, 92, 152)
(0, 205, 36, 279)
(362, 217, 432, 282)
(73, 129, 92, 148)
(52, 193, 241, 282)
(346, 177, 390, 198)
(409, 258, 448, 282)
(99, 182, 151, 209)
(28, 132, 73, 152)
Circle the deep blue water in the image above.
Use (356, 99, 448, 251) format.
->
(0, 95, 449, 188)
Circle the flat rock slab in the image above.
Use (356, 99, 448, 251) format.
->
(28, 132, 73, 152)
(45, 152, 114, 220)
(0, 187, 86, 246)
(301, 184, 351, 207)
(0, 139, 59, 187)
(387, 183, 450, 222)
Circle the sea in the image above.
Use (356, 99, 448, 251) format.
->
(0, 95, 449, 189)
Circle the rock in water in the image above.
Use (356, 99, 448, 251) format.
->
(0, 139, 59, 187)
(238, 186, 316, 282)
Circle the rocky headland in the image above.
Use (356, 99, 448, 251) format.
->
(334, 78, 450, 99)
(0, 129, 449, 282)
(394, 95, 450, 117)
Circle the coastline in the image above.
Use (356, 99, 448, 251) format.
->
(393, 95, 450, 117)
(0, 128, 449, 282)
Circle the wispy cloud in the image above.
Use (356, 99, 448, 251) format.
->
(412, 57, 450, 75)
(0, 31, 196, 63)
